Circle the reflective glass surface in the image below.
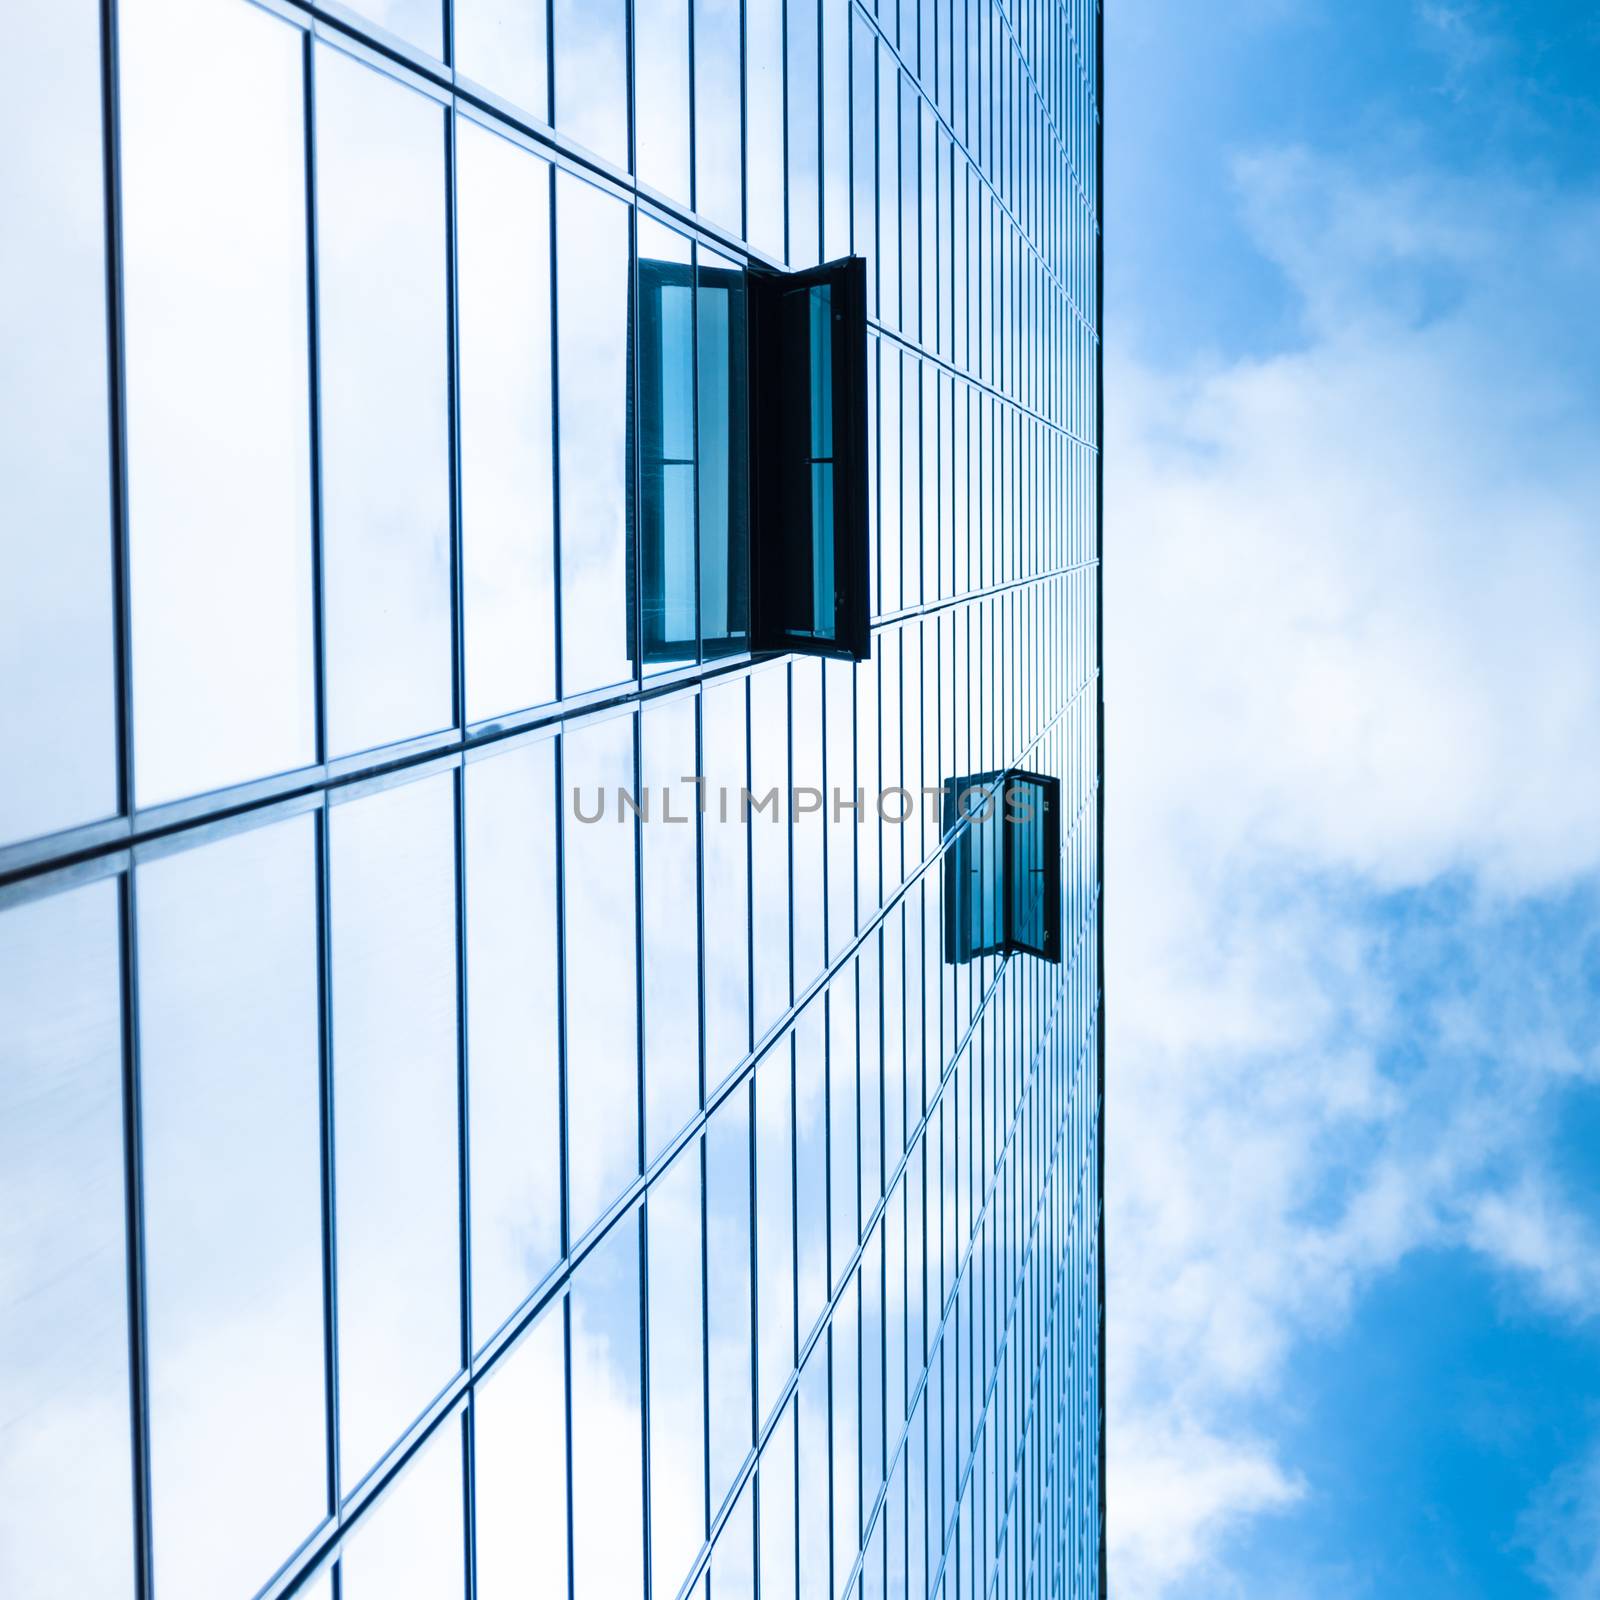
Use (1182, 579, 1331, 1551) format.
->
(694, 0, 742, 232)
(316, 44, 452, 758)
(122, 0, 314, 806)
(338, 1417, 465, 1598)
(455, 0, 548, 119)
(634, 0, 690, 202)
(1, 0, 115, 846)
(553, 0, 627, 169)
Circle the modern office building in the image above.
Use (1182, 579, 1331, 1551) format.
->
(0, 0, 1100, 1596)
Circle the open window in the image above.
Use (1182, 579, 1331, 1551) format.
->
(748, 255, 871, 661)
(943, 769, 1062, 964)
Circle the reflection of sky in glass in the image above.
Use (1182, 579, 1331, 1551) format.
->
(454, 0, 546, 120)
(695, 0, 742, 232)
(553, 0, 627, 169)
(1, 1, 114, 846)
(635, 0, 689, 202)
(339, 1415, 464, 1597)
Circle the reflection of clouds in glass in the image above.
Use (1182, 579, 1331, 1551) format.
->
(465, 738, 561, 1346)
(553, 0, 627, 170)
(474, 1302, 566, 1597)
(758, 1398, 797, 1600)
(828, 976, 858, 1288)
(831, 1282, 859, 1593)
(641, 694, 700, 1160)
(713, 1468, 756, 1599)
(820, 0, 849, 256)
(635, 0, 689, 202)
(570, 1218, 644, 1598)
(555, 173, 632, 696)
(563, 711, 639, 1238)
(750, 664, 790, 1039)
(458, 119, 555, 724)
(744, 0, 784, 260)
(706, 1086, 752, 1513)
(340, 1416, 465, 1597)
(792, 661, 826, 994)
(138, 815, 326, 1600)
(797, 1339, 830, 1596)
(647, 1144, 705, 1598)
(0, 0, 114, 846)
(0, 880, 130, 1598)
(755, 1041, 795, 1429)
(316, 44, 451, 758)
(121, 0, 314, 807)
(703, 676, 751, 1086)
(795, 1003, 828, 1343)
(455, 0, 547, 119)
(694, 0, 741, 232)
(347, 0, 442, 56)
(331, 773, 461, 1483)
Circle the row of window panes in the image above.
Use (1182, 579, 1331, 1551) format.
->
(0, 769, 1095, 1598)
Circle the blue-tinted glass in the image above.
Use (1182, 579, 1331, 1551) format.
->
(647, 1145, 705, 1599)
(695, 0, 742, 232)
(316, 45, 452, 758)
(553, 0, 627, 169)
(851, 17, 877, 317)
(1, 0, 114, 846)
(339, 1416, 465, 1598)
(828, 976, 858, 1285)
(0, 881, 130, 1596)
(794, 1003, 828, 1342)
(796, 1339, 830, 1597)
(556, 173, 633, 695)
(138, 816, 325, 1600)
(473, 1304, 567, 1598)
(745, 0, 784, 259)
(712, 1468, 756, 1600)
(331, 772, 461, 1483)
(635, 0, 690, 201)
(350, 0, 442, 56)
(570, 1217, 645, 1598)
(786, 0, 819, 268)
(755, 1038, 795, 1428)
(860, 1223, 885, 1511)
(465, 738, 561, 1345)
(791, 661, 825, 989)
(823, 660, 855, 959)
(702, 676, 750, 1085)
(877, 52, 900, 331)
(831, 1281, 860, 1595)
(457, 118, 555, 723)
(758, 1399, 798, 1600)
(749, 663, 790, 1038)
(821, 0, 850, 255)
(121, 0, 313, 807)
(698, 248, 750, 658)
(641, 693, 700, 1159)
(706, 1085, 753, 1512)
(563, 711, 639, 1238)
(455, 0, 548, 119)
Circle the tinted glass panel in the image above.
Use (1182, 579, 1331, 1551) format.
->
(138, 816, 326, 1600)
(755, 1038, 795, 1429)
(122, 0, 313, 806)
(556, 173, 632, 695)
(331, 773, 461, 1482)
(745, 0, 784, 259)
(553, 0, 627, 169)
(466, 738, 561, 1346)
(0, 881, 130, 1596)
(698, 252, 751, 658)
(351, 0, 441, 56)
(316, 45, 451, 757)
(339, 1417, 465, 1598)
(694, 0, 742, 232)
(634, 0, 689, 201)
(1, 0, 114, 845)
(455, 0, 547, 119)
(705, 1085, 753, 1513)
(457, 118, 555, 723)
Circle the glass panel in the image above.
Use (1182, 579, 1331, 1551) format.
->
(339, 1417, 465, 1598)
(712, 1468, 756, 1600)
(474, 1305, 567, 1598)
(758, 1399, 797, 1600)
(570, 1216, 644, 1598)
(701, 676, 750, 1086)
(138, 817, 325, 1600)
(706, 1085, 752, 1513)
(1, 0, 114, 845)
(698, 251, 750, 659)
(1006, 776, 1045, 952)
(641, 694, 700, 1160)
(745, 0, 784, 259)
(774, 280, 837, 643)
(556, 172, 633, 695)
(796, 1339, 830, 1597)
(563, 712, 639, 1239)
(831, 1281, 859, 1592)
(634, 0, 689, 202)
(331, 772, 461, 1483)
(694, 0, 742, 232)
(457, 118, 555, 723)
(0, 881, 130, 1596)
(749, 663, 789, 1039)
(466, 739, 561, 1347)
(754, 1037, 794, 1430)
(351, 0, 442, 56)
(552, 0, 627, 169)
(455, 0, 547, 119)
(647, 1145, 705, 1599)
(786, 0, 819, 269)
(121, 0, 313, 806)
(821, 0, 849, 255)
(316, 44, 450, 758)
(794, 1003, 828, 1343)
(828, 976, 858, 1287)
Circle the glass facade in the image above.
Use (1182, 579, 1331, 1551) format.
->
(0, 1, 1101, 1597)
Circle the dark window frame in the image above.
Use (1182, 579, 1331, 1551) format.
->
(943, 767, 1062, 964)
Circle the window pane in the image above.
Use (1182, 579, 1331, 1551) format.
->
(1, 0, 114, 846)
(698, 253, 750, 658)
(556, 173, 633, 695)
(339, 1417, 465, 1599)
(758, 1399, 797, 1600)
(712, 1468, 756, 1600)
(786, 0, 819, 269)
(749, 663, 789, 1040)
(455, 0, 547, 119)
(317, 45, 451, 757)
(794, 1003, 828, 1343)
(634, 0, 689, 202)
(647, 1146, 705, 1600)
(796, 1338, 830, 1597)
(457, 118, 555, 723)
(350, 0, 442, 56)
(473, 1305, 567, 1598)
(570, 1217, 644, 1599)
(745, 0, 784, 259)
(0, 880, 131, 1597)
(138, 816, 326, 1600)
(331, 773, 461, 1483)
(706, 1084, 752, 1514)
(641, 694, 700, 1161)
(755, 1037, 794, 1430)
(701, 676, 749, 1086)
(121, 0, 313, 807)
(694, 0, 741, 232)
(466, 739, 561, 1347)
(563, 712, 639, 1238)
(553, 0, 627, 169)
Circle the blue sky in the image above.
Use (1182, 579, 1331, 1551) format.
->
(1107, 3, 1600, 1596)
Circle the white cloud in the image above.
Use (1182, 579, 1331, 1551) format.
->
(1107, 133, 1600, 1593)
(1516, 1441, 1600, 1600)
